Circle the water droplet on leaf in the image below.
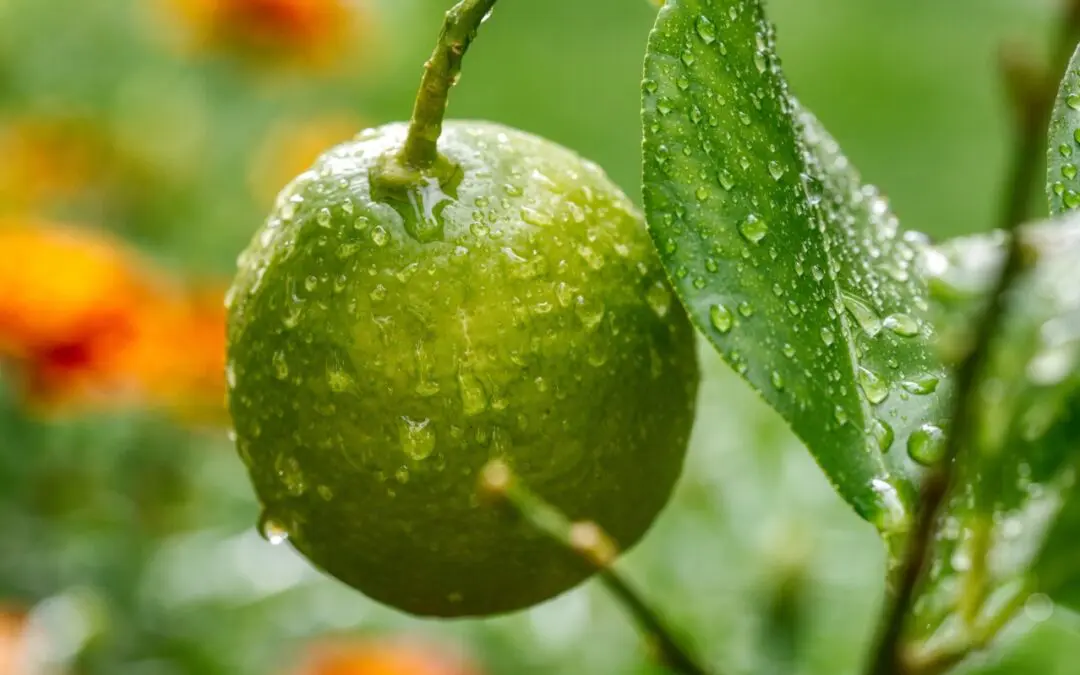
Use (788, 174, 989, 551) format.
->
(842, 292, 882, 337)
(709, 304, 733, 333)
(738, 214, 767, 244)
(883, 313, 919, 337)
(858, 367, 889, 404)
(907, 423, 946, 466)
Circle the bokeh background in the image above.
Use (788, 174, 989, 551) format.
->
(1, 0, 1078, 674)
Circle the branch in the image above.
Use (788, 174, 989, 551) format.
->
(479, 460, 712, 675)
(864, 2, 1080, 674)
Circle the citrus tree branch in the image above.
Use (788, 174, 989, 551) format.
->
(479, 460, 712, 675)
(400, 0, 498, 170)
(864, 2, 1080, 674)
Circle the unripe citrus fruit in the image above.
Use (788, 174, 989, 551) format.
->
(225, 120, 699, 616)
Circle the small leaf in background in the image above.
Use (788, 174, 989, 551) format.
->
(1047, 44, 1080, 215)
(642, 0, 944, 534)
(905, 42, 1080, 655)
(909, 219, 1080, 660)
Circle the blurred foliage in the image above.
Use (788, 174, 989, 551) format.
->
(0, 0, 1079, 674)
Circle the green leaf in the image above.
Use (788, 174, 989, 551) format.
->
(910, 220, 1080, 651)
(1047, 43, 1080, 215)
(641, 0, 945, 534)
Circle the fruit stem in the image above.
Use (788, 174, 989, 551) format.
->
(480, 461, 713, 675)
(399, 0, 498, 170)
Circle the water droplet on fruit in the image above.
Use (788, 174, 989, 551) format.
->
(272, 351, 289, 380)
(458, 369, 489, 416)
(521, 206, 553, 227)
(820, 326, 835, 346)
(316, 207, 332, 227)
(646, 282, 671, 317)
(371, 226, 389, 246)
(257, 513, 289, 546)
(399, 417, 436, 460)
(578, 245, 605, 269)
(326, 363, 354, 393)
(275, 454, 306, 496)
(377, 176, 452, 244)
(575, 296, 606, 330)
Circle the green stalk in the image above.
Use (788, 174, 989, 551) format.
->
(399, 0, 499, 171)
(479, 461, 712, 675)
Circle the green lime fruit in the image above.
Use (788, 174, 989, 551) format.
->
(225, 120, 699, 617)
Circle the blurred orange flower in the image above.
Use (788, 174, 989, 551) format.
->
(291, 638, 482, 675)
(249, 114, 365, 209)
(0, 219, 228, 425)
(0, 609, 27, 675)
(164, 0, 372, 69)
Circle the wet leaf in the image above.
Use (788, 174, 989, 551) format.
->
(641, 0, 945, 534)
(911, 219, 1080, 646)
(1047, 43, 1080, 215)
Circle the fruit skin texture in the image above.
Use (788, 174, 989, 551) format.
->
(226, 120, 699, 617)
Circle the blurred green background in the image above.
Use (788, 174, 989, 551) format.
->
(0, 0, 1077, 674)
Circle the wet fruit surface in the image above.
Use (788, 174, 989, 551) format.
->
(226, 121, 699, 617)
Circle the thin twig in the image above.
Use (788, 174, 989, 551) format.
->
(479, 460, 712, 675)
(903, 581, 1032, 675)
(864, 3, 1080, 674)
(400, 0, 498, 170)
